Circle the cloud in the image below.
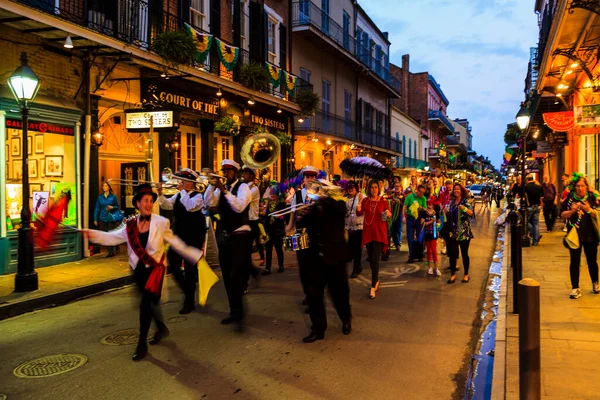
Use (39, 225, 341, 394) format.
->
(358, 0, 538, 168)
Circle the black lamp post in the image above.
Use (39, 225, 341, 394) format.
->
(516, 102, 531, 248)
(8, 52, 41, 292)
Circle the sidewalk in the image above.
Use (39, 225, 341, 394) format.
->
(498, 224, 600, 399)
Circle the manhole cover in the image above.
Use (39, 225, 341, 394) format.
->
(167, 316, 187, 323)
(100, 328, 155, 346)
(14, 354, 87, 378)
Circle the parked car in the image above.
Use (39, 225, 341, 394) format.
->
(468, 184, 484, 200)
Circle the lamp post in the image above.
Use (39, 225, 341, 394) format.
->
(8, 52, 41, 292)
(516, 102, 531, 248)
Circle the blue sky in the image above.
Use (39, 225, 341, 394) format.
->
(360, 0, 539, 168)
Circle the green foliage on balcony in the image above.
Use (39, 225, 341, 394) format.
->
(240, 62, 270, 91)
(151, 31, 198, 70)
(295, 90, 320, 116)
(214, 116, 240, 135)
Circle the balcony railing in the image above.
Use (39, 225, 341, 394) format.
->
(428, 110, 455, 135)
(16, 0, 309, 102)
(537, 2, 555, 69)
(292, 1, 400, 93)
(398, 157, 428, 170)
(294, 111, 401, 153)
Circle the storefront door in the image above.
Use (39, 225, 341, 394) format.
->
(120, 162, 148, 213)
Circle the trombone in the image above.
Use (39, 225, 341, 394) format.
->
(106, 178, 178, 188)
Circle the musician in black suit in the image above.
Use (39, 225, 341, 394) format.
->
(158, 168, 206, 314)
(296, 179, 352, 343)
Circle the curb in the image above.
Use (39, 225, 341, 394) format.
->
(0, 275, 135, 321)
(491, 225, 509, 400)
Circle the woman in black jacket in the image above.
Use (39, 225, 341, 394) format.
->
(560, 174, 600, 299)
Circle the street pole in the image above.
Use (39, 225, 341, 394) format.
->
(519, 278, 541, 400)
(15, 106, 38, 292)
(520, 132, 530, 247)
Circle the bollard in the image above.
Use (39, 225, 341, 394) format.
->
(518, 278, 541, 400)
(508, 210, 523, 314)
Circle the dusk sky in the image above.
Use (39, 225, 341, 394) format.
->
(360, 0, 539, 169)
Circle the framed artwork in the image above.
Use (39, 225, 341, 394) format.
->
(32, 191, 49, 217)
(11, 137, 20, 157)
(13, 159, 22, 180)
(35, 134, 44, 154)
(28, 159, 38, 178)
(30, 183, 42, 197)
(45, 155, 63, 177)
(27, 136, 32, 155)
(40, 159, 45, 177)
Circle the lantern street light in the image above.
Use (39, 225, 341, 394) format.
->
(515, 102, 531, 248)
(7, 52, 41, 292)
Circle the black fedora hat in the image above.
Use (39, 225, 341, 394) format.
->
(132, 183, 157, 207)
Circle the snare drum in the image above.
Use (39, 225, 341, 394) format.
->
(284, 232, 310, 251)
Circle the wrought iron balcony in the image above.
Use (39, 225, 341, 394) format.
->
(15, 0, 309, 103)
(396, 157, 428, 170)
(428, 110, 455, 135)
(445, 135, 468, 153)
(537, 2, 556, 70)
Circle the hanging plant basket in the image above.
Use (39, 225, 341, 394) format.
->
(214, 116, 240, 136)
(151, 31, 198, 70)
(240, 62, 270, 92)
(295, 90, 320, 116)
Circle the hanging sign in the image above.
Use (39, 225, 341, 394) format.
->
(536, 141, 554, 153)
(250, 114, 286, 130)
(125, 110, 174, 130)
(574, 104, 600, 126)
(6, 119, 74, 135)
(542, 111, 574, 131)
(548, 131, 568, 146)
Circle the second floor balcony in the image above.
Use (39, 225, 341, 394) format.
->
(396, 157, 428, 170)
(445, 135, 468, 153)
(428, 110, 455, 135)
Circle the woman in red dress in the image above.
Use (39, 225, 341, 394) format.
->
(358, 179, 392, 299)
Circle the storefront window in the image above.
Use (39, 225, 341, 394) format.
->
(5, 123, 76, 231)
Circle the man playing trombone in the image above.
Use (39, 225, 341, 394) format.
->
(157, 168, 206, 314)
(204, 160, 253, 330)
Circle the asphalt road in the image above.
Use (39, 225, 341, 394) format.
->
(0, 203, 501, 400)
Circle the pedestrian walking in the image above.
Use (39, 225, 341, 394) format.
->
(438, 179, 453, 255)
(157, 168, 206, 314)
(240, 165, 263, 293)
(541, 176, 558, 232)
(403, 184, 427, 262)
(420, 198, 440, 276)
(262, 186, 287, 275)
(358, 179, 392, 299)
(445, 183, 474, 284)
(93, 182, 121, 257)
(345, 180, 365, 278)
(390, 181, 405, 252)
(559, 174, 600, 299)
(524, 174, 544, 245)
(87, 184, 203, 361)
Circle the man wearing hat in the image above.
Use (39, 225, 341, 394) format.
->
(158, 168, 206, 314)
(241, 165, 265, 288)
(87, 184, 204, 361)
(204, 159, 253, 329)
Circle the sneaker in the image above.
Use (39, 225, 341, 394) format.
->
(569, 288, 582, 299)
(562, 227, 568, 232)
(427, 268, 434, 275)
(593, 282, 600, 294)
(435, 269, 441, 277)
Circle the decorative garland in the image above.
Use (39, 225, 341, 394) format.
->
(184, 23, 213, 64)
(216, 38, 239, 71)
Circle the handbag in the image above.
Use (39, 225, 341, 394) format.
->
(108, 209, 125, 223)
(563, 226, 580, 250)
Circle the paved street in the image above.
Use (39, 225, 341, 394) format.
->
(0, 205, 501, 400)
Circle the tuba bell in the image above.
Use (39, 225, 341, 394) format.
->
(240, 132, 281, 170)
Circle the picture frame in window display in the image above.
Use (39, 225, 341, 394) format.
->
(40, 159, 45, 177)
(13, 159, 22, 180)
(27, 136, 32, 155)
(35, 134, 44, 154)
(32, 191, 49, 219)
(11, 137, 20, 157)
(29, 183, 42, 197)
(45, 155, 63, 177)
(28, 159, 38, 178)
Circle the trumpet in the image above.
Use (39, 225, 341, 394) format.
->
(106, 178, 178, 189)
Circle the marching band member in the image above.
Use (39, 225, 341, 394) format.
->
(240, 165, 264, 291)
(157, 168, 206, 315)
(296, 179, 352, 342)
(262, 185, 288, 275)
(204, 159, 253, 330)
(86, 184, 204, 361)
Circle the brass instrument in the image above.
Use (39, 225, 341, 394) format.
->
(106, 178, 178, 189)
(240, 132, 281, 170)
(268, 179, 344, 217)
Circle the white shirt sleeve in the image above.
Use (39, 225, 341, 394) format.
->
(203, 185, 220, 208)
(248, 186, 260, 220)
(179, 190, 204, 212)
(157, 193, 177, 210)
(88, 225, 128, 246)
(224, 183, 252, 213)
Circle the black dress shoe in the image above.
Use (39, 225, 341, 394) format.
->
(261, 269, 272, 276)
(407, 258, 415, 263)
(302, 332, 325, 343)
(132, 346, 147, 361)
(278, 267, 284, 273)
(302, 298, 308, 305)
(350, 272, 359, 279)
(179, 304, 196, 315)
(221, 315, 241, 325)
(149, 327, 170, 345)
(342, 321, 352, 335)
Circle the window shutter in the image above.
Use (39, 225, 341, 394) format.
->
(279, 24, 287, 69)
(249, 1, 263, 62)
(210, 0, 221, 35)
(180, 0, 190, 23)
(233, 0, 241, 47)
(264, 10, 269, 62)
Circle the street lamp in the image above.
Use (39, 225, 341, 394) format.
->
(7, 52, 41, 292)
(515, 102, 531, 247)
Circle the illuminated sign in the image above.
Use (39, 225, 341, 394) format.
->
(250, 115, 286, 130)
(125, 110, 174, 129)
(6, 119, 74, 135)
(158, 92, 219, 115)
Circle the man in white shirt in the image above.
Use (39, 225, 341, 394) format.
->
(241, 165, 264, 290)
(204, 159, 252, 329)
(157, 168, 205, 314)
